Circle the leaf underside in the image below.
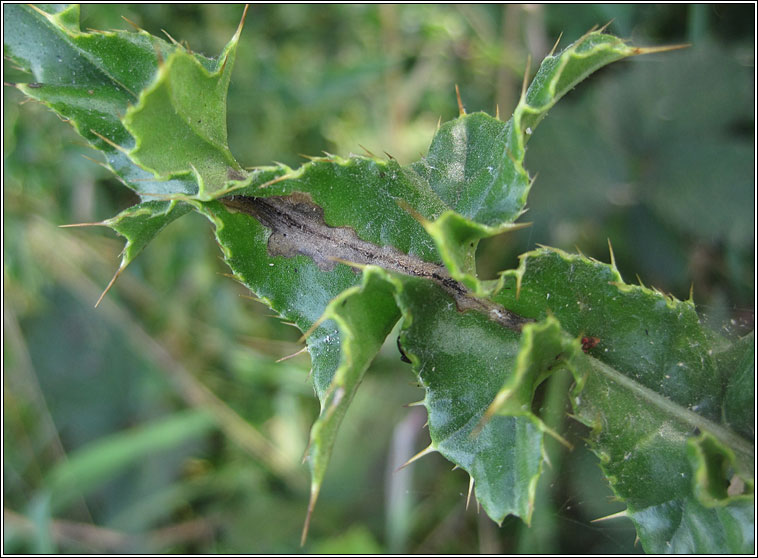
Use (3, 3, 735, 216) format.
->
(5, 5, 753, 553)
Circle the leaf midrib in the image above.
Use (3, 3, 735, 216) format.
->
(588, 356, 754, 471)
(220, 193, 532, 332)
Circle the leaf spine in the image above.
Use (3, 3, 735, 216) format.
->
(395, 444, 435, 472)
(95, 264, 125, 308)
(455, 84, 466, 116)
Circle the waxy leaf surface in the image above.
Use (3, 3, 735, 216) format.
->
(5, 6, 753, 552)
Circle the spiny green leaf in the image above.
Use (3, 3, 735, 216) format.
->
(104, 200, 192, 271)
(302, 267, 401, 543)
(389, 272, 541, 523)
(417, 32, 653, 294)
(3, 3, 244, 197)
(122, 15, 245, 195)
(6, 8, 751, 552)
(491, 247, 753, 553)
(482, 316, 582, 446)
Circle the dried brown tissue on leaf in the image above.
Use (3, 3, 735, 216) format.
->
(220, 193, 531, 332)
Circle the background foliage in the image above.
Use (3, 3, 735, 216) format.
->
(3, 4, 753, 553)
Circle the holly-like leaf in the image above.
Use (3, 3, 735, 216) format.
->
(6, 6, 752, 553)
(389, 272, 542, 523)
(3, 3, 245, 197)
(489, 247, 754, 553)
(122, 14, 245, 195)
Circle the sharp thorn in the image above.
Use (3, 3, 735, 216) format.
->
(455, 84, 465, 116)
(95, 264, 125, 308)
(591, 509, 627, 523)
(120, 15, 142, 32)
(395, 444, 435, 472)
(607, 238, 617, 270)
(300, 485, 319, 547)
(276, 346, 308, 363)
(395, 198, 427, 225)
(542, 423, 573, 450)
(298, 316, 325, 344)
(631, 43, 691, 56)
(161, 28, 179, 45)
(258, 173, 293, 189)
(466, 475, 475, 510)
(235, 4, 250, 41)
(89, 129, 128, 154)
(404, 399, 425, 408)
(548, 32, 564, 57)
(58, 221, 106, 228)
(358, 144, 376, 158)
(598, 20, 614, 34)
(80, 153, 111, 171)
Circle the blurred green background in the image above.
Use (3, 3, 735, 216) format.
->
(3, 4, 753, 554)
